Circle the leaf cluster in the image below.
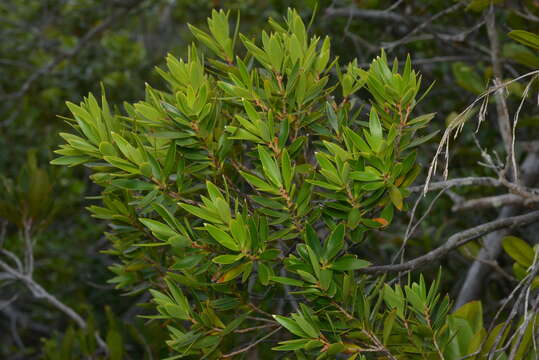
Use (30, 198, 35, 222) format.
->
(50, 9, 537, 359)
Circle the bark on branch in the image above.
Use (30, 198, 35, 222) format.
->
(408, 177, 502, 193)
(359, 210, 539, 274)
(324, 7, 406, 22)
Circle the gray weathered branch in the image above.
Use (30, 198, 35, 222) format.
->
(451, 193, 537, 211)
(409, 177, 502, 193)
(324, 7, 406, 22)
(360, 210, 539, 274)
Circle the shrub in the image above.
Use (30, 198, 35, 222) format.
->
(52, 9, 537, 359)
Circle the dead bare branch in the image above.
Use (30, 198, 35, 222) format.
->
(324, 7, 406, 22)
(451, 193, 537, 211)
(360, 210, 539, 274)
(409, 177, 502, 193)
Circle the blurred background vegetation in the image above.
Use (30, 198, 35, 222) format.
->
(1, 0, 538, 358)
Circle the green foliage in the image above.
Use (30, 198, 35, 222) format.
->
(502, 236, 539, 289)
(41, 309, 168, 360)
(49, 9, 539, 359)
(509, 30, 539, 51)
(0, 151, 55, 231)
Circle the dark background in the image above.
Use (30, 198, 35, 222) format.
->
(1, 0, 538, 358)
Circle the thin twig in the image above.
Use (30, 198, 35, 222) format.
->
(324, 7, 406, 22)
(22, 221, 33, 276)
(394, 188, 448, 264)
(451, 193, 537, 212)
(409, 177, 502, 193)
(509, 75, 538, 183)
(0, 258, 108, 353)
(423, 70, 539, 193)
(222, 326, 282, 358)
(486, 7, 512, 161)
(382, 0, 467, 50)
(360, 210, 539, 274)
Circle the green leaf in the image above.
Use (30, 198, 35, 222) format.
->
(188, 24, 222, 57)
(281, 149, 293, 192)
(349, 171, 380, 182)
(230, 217, 250, 251)
(369, 108, 382, 139)
(240, 170, 279, 194)
(297, 270, 317, 283)
(226, 126, 264, 143)
(389, 186, 403, 210)
(218, 263, 248, 283)
(258, 145, 282, 187)
(259, 249, 280, 260)
(325, 102, 339, 133)
(452, 62, 485, 94)
(205, 224, 240, 251)
(292, 313, 319, 338)
(305, 225, 322, 257)
(315, 152, 341, 185)
(234, 114, 263, 139)
(508, 30, 539, 51)
(50, 155, 92, 167)
(240, 35, 269, 68)
(403, 130, 440, 150)
(347, 208, 362, 229)
(163, 143, 177, 177)
(319, 269, 333, 291)
(330, 255, 371, 271)
(270, 276, 304, 287)
(323, 141, 351, 162)
(272, 339, 311, 351)
(242, 99, 261, 122)
(258, 262, 272, 285)
(103, 156, 140, 174)
(212, 254, 244, 264)
(466, 0, 504, 11)
(383, 284, 405, 319)
(502, 236, 534, 267)
(151, 204, 179, 232)
(139, 218, 177, 238)
(324, 224, 345, 261)
(306, 179, 342, 191)
(306, 245, 321, 278)
(278, 116, 290, 148)
(172, 255, 204, 270)
(105, 308, 123, 360)
(139, 162, 153, 178)
(452, 300, 483, 334)
(111, 179, 155, 191)
(273, 315, 309, 338)
(99, 141, 116, 156)
(343, 127, 371, 154)
(133, 242, 169, 247)
(266, 34, 283, 71)
(111, 132, 141, 163)
(503, 43, 539, 69)
(327, 342, 345, 356)
(383, 310, 397, 345)
(408, 113, 436, 126)
(214, 198, 231, 225)
(513, 262, 527, 281)
(179, 203, 223, 224)
(168, 234, 191, 248)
